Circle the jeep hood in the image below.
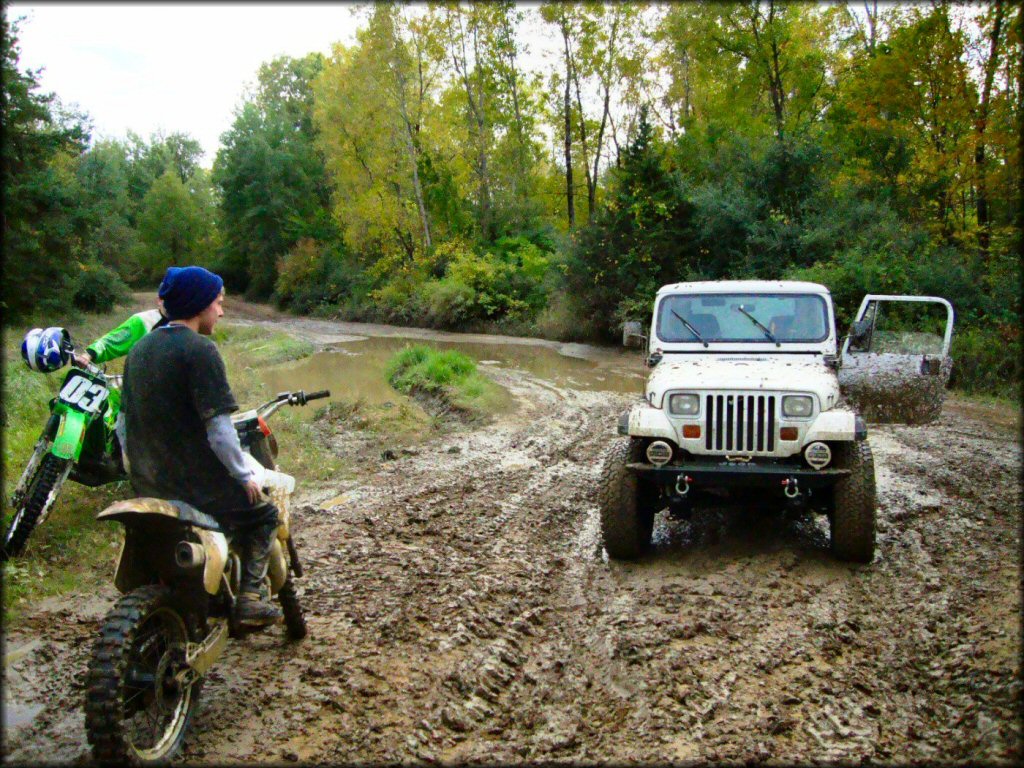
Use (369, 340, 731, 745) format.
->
(647, 356, 840, 407)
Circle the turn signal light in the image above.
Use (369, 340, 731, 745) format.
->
(682, 424, 701, 439)
(780, 427, 799, 441)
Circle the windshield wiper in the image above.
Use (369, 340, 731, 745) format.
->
(671, 309, 709, 348)
(736, 305, 780, 347)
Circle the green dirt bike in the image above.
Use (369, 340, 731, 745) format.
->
(3, 335, 126, 560)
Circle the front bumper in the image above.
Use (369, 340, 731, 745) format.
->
(627, 461, 849, 489)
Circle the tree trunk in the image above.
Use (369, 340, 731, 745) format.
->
(561, 24, 575, 229)
(447, 8, 492, 241)
(392, 46, 432, 251)
(974, 0, 1006, 260)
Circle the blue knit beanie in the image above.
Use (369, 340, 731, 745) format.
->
(157, 266, 182, 299)
(159, 266, 224, 320)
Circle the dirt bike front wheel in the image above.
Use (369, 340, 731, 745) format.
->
(85, 585, 202, 765)
(1, 453, 71, 560)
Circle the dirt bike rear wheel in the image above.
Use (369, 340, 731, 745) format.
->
(1, 453, 70, 560)
(85, 585, 202, 765)
(278, 578, 307, 640)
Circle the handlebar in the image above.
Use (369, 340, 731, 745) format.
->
(256, 389, 331, 420)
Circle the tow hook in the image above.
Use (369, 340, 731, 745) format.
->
(782, 477, 800, 499)
(675, 475, 692, 496)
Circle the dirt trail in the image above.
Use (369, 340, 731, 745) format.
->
(3, 311, 1020, 764)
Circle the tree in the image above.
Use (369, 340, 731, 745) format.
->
(214, 53, 333, 296)
(657, 1, 833, 143)
(2, 14, 91, 317)
(540, 1, 581, 229)
(314, 5, 438, 263)
(74, 139, 143, 279)
(136, 169, 215, 281)
(124, 130, 204, 217)
(567, 106, 694, 337)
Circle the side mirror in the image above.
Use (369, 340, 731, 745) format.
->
(646, 351, 663, 368)
(622, 321, 647, 349)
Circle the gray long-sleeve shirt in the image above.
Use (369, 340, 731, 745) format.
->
(205, 413, 255, 485)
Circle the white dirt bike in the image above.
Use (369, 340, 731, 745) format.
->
(83, 389, 328, 764)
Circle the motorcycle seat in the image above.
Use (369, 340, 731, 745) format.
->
(97, 498, 223, 532)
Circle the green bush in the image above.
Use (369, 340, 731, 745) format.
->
(415, 277, 476, 327)
(66, 261, 131, 313)
(275, 239, 356, 314)
(949, 323, 1021, 397)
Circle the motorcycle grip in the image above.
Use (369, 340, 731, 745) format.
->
(305, 390, 331, 401)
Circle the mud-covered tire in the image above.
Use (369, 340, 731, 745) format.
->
(278, 579, 307, 640)
(830, 441, 877, 563)
(85, 586, 202, 765)
(599, 439, 656, 560)
(2, 453, 69, 560)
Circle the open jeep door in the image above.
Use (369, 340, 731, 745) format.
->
(839, 295, 955, 425)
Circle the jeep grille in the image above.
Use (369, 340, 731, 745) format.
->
(705, 394, 776, 453)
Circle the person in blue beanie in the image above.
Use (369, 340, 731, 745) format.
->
(121, 266, 283, 626)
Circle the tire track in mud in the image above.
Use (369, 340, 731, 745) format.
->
(3, 320, 1020, 764)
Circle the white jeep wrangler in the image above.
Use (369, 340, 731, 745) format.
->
(601, 280, 954, 563)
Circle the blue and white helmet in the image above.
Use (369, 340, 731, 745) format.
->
(22, 327, 71, 373)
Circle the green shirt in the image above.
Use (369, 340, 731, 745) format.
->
(86, 309, 167, 364)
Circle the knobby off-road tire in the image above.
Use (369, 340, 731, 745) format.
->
(278, 578, 307, 640)
(599, 439, 657, 560)
(85, 585, 202, 765)
(830, 441, 877, 563)
(1, 453, 70, 560)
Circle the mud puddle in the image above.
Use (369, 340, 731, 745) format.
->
(258, 333, 645, 416)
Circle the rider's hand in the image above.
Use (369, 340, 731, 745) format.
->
(243, 478, 262, 505)
(72, 351, 92, 369)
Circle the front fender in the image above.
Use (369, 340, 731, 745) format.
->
(51, 408, 89, 461)
(626, 404, 678, 443)
(803, 409, 858, 443)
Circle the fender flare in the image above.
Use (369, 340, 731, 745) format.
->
(51, 409, 89, 461)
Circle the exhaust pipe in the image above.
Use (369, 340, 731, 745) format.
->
(175, 541, 207, 568)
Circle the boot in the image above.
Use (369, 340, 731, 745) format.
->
(235, 513, 281, 627)
(237, 591, 283, 626)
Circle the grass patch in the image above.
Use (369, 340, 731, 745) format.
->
(212, 323, 315, 366)
(2, 308, 330, 624)
(314, 396, 437, 438)
(385, 344, 505, 420)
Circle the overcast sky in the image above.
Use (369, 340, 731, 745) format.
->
(7, 2, 607, 167)
(5, 3, 385, 165)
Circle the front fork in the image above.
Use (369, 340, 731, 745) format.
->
(10, 415, 61, 508)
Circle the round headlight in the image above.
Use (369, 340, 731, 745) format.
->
(646, 440, 674, 466)
(804, 441, 832, 469)
(782, 395, 814, 418)
(669, 393, 700, 416)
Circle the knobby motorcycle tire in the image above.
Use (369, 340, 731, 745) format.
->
(85, 585, 203, 766)
(278, 578, 307, 640)
(1, 453, 70, 560)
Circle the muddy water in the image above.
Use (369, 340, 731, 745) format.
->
(259, 334, 646, 413)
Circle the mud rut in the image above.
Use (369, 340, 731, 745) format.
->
(3, 327, 1021, 764)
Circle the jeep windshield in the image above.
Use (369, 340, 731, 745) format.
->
(656, 293, 829, 343)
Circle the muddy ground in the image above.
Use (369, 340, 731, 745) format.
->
(3, 310, 1021, 764)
